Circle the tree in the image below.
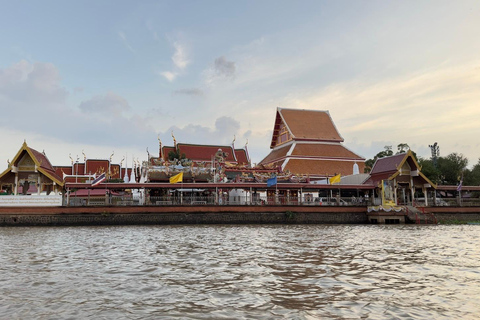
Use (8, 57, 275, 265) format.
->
(464, 158, 480, 186)
(436, 153, 468, 185)
(397, 143, 410, 154)
(418, 157, 441, 183)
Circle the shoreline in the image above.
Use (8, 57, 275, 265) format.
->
(1, 205, 480, 226)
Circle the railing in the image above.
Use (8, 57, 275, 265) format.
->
(65, 195, 369, 207)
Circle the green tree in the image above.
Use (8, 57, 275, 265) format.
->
(418, 157, 441, 183)
(397, 143, 410, 154)
(464, 158, 480, 186)
(436, 153, 468, 185)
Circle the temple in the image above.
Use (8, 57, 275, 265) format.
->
(0, 142, 63, 196)
(259, 108, 365, 180)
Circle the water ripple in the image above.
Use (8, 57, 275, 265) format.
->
(1, 224, 480, 319)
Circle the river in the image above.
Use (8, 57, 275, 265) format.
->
(1, 224, 479, 319)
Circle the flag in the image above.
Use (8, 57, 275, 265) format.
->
(169, 172, 183, 184)
(457, 178, 463, 192)
(330, 174, 341, 185)
(92, 173, 106, 187)
(267, 176, 277, 187)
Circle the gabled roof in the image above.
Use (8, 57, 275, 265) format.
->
(161, 143, 246, 163)
(0, 141, 64, 186)
(370, 153, 406, 175)
(234, 149, 249, 165)
(270, 108, 344, 148)
(285, 159, 361, 177)
(369, 150, 436, 188)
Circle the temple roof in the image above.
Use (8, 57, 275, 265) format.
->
(161, 143, 249, 164)
(0, 142, 64, 186)
(367, 150, 436, 188)
(259, 144, 291, 165)
(291, 143, 364, 160)
(270, 108, 344, 148)
(370, 153, 407, 175)
(285, 159, 363, 177)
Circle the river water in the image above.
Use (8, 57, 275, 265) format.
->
(1, 224, 479, 319)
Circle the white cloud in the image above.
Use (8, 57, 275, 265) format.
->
(160, 40, 190, 82)
(172, 42, 189, 70)
(160, 71, 177, 82)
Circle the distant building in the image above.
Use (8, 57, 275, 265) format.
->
(259, 108, 365, 180)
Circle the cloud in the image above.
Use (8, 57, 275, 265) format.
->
(160, 40, 190, 82)
(160, 71, 177, 82)
(173, 88, 204, 96)
(0, 60, 67, 105)
(118, 31, 136, 54)
(158, 116, 241, 147)
(214, 56, 235, 78)
(78, 92, 130, 116)
(172, 42, 190, 70)
(204, 56, 236, 84)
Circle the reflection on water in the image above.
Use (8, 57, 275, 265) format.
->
(1, 225, 479, 319)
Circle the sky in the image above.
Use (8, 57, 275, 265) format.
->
(1, 1, 480, 170)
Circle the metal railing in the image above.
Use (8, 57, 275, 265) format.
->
(65, 194, 370, 207)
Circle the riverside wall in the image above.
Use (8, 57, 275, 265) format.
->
(0, 205, 368, 226)
(1, 205, 479, 226)
(424, 206, 480, 223)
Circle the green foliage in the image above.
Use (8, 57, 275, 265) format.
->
(418, 158, 441, 183)
(437, 153, 468, 185)
(464, 158, 480, 186)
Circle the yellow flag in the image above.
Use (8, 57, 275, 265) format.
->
(169, 172, 183, 184)
(330, 174, 341, 184)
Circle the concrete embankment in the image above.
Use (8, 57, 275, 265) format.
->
(424, 207, 480, 224)
(0, 205, 368, 226)
(1, 206, 479, 226)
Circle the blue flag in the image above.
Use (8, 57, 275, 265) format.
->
(267, 176, 277, 187)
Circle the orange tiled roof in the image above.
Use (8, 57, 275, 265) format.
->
(161, 143, 248, 163)
(285, 159, 365, 177)
(259, 144, 292, 165)
(291, 143, 364, 160)
(279, 108, 343, 141)
(234, 149, 249, 164)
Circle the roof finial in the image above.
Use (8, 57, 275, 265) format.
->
(82, 150, 87, 162)
(171, 131, 177, 148)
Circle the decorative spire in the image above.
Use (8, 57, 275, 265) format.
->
(69, 154, 74, 165)
(171, 131, 177, 148)
(110, 151, 114, 163)
(82, 150, 87, 162)
(158, 135, 163, 160)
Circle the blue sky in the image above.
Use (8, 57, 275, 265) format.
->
(1, 1, 480, 168)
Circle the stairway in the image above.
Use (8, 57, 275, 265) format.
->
(405, 206, 437, 224)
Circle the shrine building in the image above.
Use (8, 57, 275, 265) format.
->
(259, 108, 365, 180)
